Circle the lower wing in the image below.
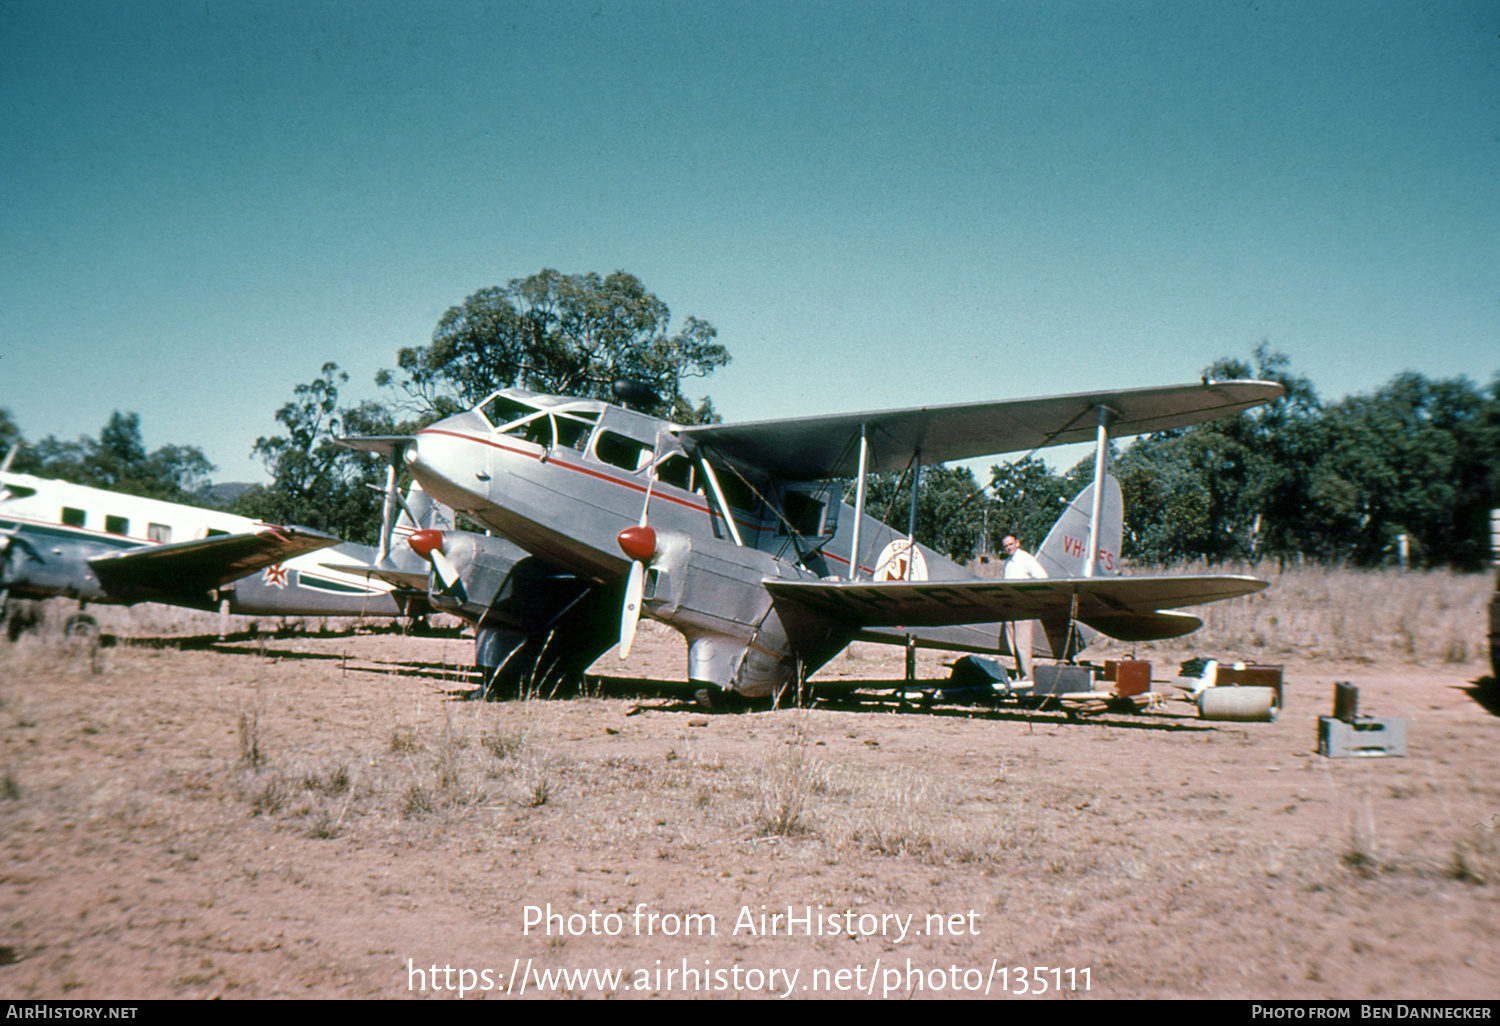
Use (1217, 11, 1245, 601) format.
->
(765, 574, 1263, 640)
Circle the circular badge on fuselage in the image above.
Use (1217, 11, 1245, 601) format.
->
(873, 538, 927, 582)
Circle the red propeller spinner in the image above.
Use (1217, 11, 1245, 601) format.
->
(617, 524, 657, 563)
(408, 528, 445, 560)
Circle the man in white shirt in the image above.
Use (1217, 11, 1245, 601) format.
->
(1002, 533, 1047, 681)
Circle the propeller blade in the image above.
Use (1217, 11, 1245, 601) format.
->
(430, 547, 463, 592)
(616, 470, 658, 660)
(619, 559, 645, 659)
(408, 528, 466, 600)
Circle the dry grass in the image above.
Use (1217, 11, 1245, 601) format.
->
(2, 593, 1497, 999)
(1104, 564, 1492, 666)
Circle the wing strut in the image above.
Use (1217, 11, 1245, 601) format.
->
(1084, 405, 1117, 578)
(377, 445, 404, 564)
(847, 424, 870, 580)
(906, 451, 921, 579)
(696, 457, 745, 548)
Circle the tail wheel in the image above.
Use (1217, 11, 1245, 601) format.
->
(64, 613, 98, 639)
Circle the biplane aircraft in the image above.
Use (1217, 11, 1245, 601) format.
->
(345, 379, 1284, 704)
(0, 454, 429, 637)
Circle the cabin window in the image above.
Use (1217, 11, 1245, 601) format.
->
(655, 454, 694, 492)
(148, 523, 171, 543)
(552, 413, 594, 451)
(61, 507, 86, 528)
(206, 529, 229, 538)
(778, 491, 826, 537)
(105, 515, 129, 535)
(594, 431, 655, 473)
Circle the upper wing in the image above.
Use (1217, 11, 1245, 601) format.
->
(765, 574, 1266, 630)
(89, 525, 341, 594)
(677, 380, 1284, 480)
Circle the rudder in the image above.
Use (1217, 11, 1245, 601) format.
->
(1037, 474, 1122, 578)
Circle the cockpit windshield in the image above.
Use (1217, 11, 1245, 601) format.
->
(478, 394, 542, 430)
(477, 393, 599, 452)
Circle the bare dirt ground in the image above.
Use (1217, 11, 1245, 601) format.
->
(2, 602, 1497, 1000)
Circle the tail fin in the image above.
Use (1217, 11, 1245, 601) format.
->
(395, 482, 456, 533)
(1037, 474, 1122, 578)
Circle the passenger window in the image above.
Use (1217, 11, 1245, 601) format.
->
(105, 515, 129, 535)
(594, 432, 655, 473)
(655, 455, 694, 491)
(148, 523, 172, 543)
(553, 415, 593, 451)
(61, 507, 86, 528)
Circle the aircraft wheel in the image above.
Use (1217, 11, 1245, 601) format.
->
(63, 614, 99, 642)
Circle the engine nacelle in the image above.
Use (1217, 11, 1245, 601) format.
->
(641, 530, 850, 697)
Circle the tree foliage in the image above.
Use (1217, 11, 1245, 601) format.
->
(862, 346, 1499, 571)
(862, 464, 986, 562)
(232, 364, 406, 545)
(1114, 349, 1499, 569)
(377, 269, 729, 424)
(1, 409, 215, 502)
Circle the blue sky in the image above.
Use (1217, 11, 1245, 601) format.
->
(3, 0, 1496, 485)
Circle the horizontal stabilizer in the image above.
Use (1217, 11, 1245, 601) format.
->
(90, 524, 340, 594)
(1079, 609, 1203, 642)
(337, 435, 417, 458)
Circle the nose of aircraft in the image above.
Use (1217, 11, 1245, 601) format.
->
(403, 422, 486, 514)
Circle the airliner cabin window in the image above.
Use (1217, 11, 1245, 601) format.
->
(655, 454, 694, 491)
(594, 432, 654, 473)
(552, 413, 595, 451)
(705, 460, 759, 514)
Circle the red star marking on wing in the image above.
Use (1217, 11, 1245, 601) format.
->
(263, 564, 289, 589)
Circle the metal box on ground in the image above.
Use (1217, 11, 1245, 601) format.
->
(1031, 664, 1094, 696)
(1318, 716, 1407, 758)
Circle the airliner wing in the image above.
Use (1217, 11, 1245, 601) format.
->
(765, 574, 1265, 638)
(88, 525, 341, 594)
(677, 380, 1284, 480)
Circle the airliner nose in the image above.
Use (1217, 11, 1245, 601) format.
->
(402, 424, 488, 515)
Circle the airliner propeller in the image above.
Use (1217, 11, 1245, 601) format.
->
(408, 528, 464, 595)
(615, 479, 657, 659)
